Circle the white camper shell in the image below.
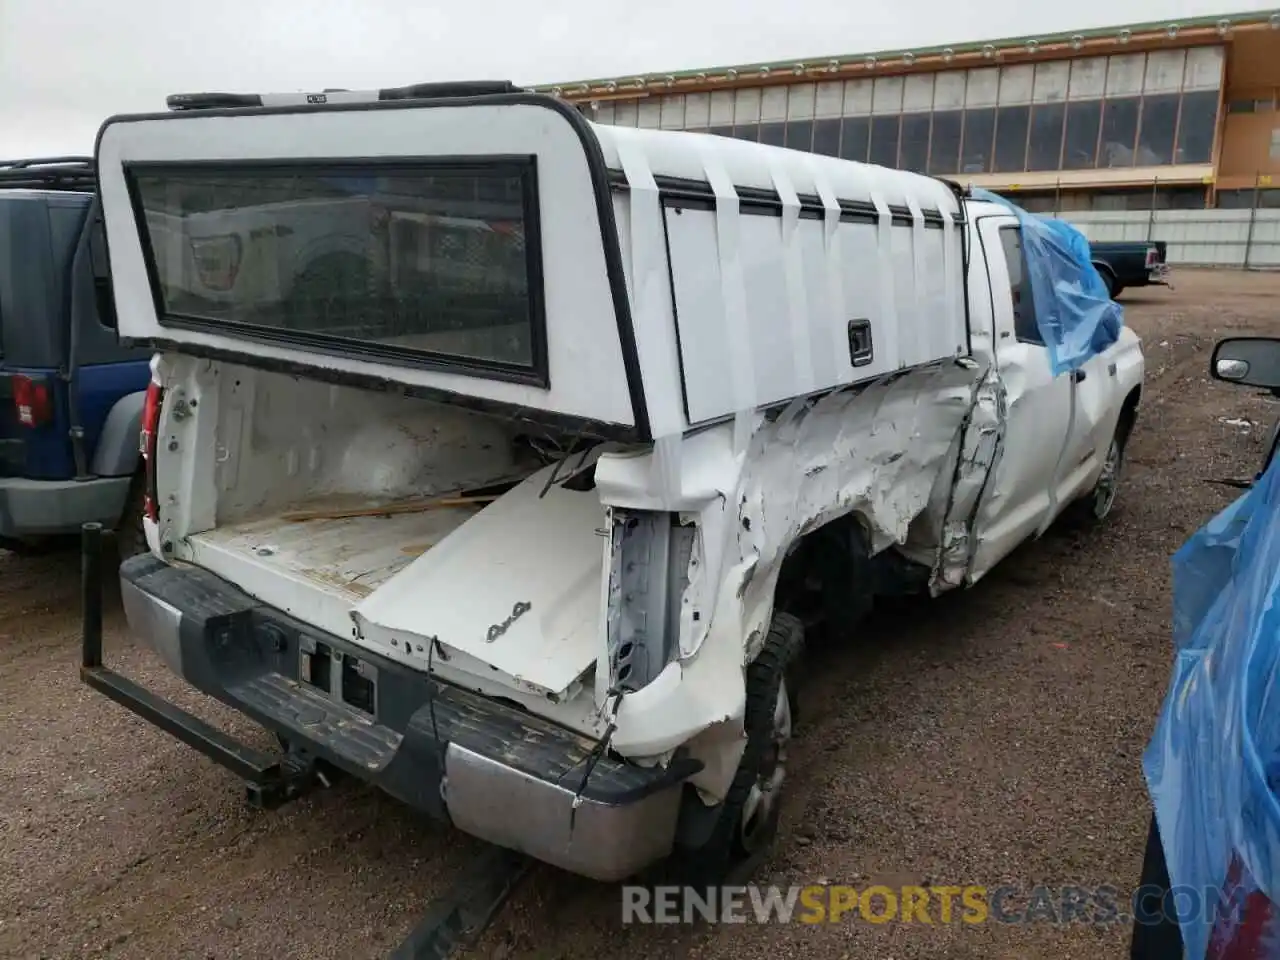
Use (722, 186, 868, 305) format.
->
(89, 86, 1144, 884)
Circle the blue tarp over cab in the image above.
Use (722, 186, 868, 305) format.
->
(972, 188, 1125, 377)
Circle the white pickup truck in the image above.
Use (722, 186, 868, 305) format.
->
(82, 82, 1144, 886)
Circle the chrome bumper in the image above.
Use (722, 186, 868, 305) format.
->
(117, 555, 686, 882)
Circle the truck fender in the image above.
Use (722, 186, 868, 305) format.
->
(90, 390, 145, 478)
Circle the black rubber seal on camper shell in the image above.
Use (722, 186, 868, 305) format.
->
(91, 92, 654, 444)
(605, 171, 952, 228)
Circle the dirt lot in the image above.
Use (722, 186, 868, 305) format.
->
(2, 268, 1279, 959)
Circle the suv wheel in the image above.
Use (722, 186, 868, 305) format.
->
(114, 471, 148, 562)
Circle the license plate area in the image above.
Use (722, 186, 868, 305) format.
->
(341, 653, 377, 715)
(297, 635, 378, 717)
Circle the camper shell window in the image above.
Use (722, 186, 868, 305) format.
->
(125, 158, 548, 385)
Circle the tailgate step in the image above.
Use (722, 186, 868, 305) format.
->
(229, 673, 403, 772)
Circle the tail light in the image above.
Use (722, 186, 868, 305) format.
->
(189, 234, 242, 292)
(139, 380, 164, 523)
(1146, 246, 1159, 268)
(12, 374, 52, 428)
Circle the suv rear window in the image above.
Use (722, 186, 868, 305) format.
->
(126, 159, 546, 383)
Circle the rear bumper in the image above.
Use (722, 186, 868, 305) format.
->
(1146, 263, 1172, 285)
(0, 474, 131, 538)
(115, 553, 688, 882)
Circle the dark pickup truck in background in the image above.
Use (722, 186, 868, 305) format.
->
(1089, 240, 1171, 300)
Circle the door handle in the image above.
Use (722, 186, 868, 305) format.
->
(1072, 369, 1087, 383)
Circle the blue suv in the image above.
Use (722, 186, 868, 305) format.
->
(0, 158, 151, 554)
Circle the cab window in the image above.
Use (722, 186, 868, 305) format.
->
(997, 226, 1043, 345)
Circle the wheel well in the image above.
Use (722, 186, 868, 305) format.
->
(1118, 385, 1141, 446)
(773, 510, 929, 627)
(1092, 260, 1116, 282)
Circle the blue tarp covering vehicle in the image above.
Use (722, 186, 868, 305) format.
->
(1143, 437, 1280, 958)
(972, 188, 1125, 377)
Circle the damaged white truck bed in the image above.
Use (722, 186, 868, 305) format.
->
(86, 83, 1144, 884)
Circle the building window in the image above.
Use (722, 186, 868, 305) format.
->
(1099, 97, 1140, 167)
(898, 114, 931, 172)
(960, 108, 996, 173)
(813, 118, 841, 157)
(840, 116, 870, 162)
(601, 46, 1226, 179)
(780, 120, 809, 151)
(1176, 90, 1218, 164)
(785, 120, 814, 151)
(759, 122, 786, 147)
(1014, 192, 1057, 213)
(868, 115, 901, 168)
(993, 105, 1030, 173)
(1062, 100, 1102, 169)
(1135, 93, 1179, 166)
(1228, 97, 1274, 114)
(928, 110, 963, 175)
(1027, 102, 1066, 171)
(1218, 188, 1280, 208)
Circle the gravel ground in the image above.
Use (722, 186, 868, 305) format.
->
(2, 268, 1278, 959)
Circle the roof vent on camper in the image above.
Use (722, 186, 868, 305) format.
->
(377, 80, 520, 101)
(165, 91, 265, 111)
(0, 156, 96, 192)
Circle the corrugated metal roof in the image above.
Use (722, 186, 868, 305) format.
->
(532, 8, 1275, 97)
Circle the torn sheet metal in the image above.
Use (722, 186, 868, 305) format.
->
(896, 358, 1004, 592)
(594, 358, 984, 775)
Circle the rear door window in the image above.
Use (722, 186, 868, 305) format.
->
(997, 225, 1044, 346)
(89, 216, 117, 330)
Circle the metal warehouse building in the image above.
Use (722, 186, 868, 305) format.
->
(537, 10, 1280, 212)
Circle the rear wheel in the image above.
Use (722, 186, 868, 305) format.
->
(1100, 268, 1120, 301)
(675, 612, 804, 884)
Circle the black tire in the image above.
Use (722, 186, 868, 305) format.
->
(1066, 426, 1126, 527)
(676, 612, 805, 884)
(113, 470, 149, 563)
(1100, 268, 1119, 301)
(1130, 812, 1184, 958)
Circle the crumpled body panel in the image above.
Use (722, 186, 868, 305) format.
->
(595, 358, 985, 764)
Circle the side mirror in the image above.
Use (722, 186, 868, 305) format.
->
(1211, 337, 1280, 390)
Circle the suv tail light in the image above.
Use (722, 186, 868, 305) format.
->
(12, 374, 52, 428)
(139, 380, 164, 522)
(1145, 246, 1159, 268)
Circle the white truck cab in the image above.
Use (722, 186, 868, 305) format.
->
(84, 82, 1144, 884)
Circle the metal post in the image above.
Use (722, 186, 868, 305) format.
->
(1146, 176, 1158, 241)
(1244, 173, 1261, 271)
(81, 521, 103, 669)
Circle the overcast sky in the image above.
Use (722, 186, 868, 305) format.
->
(2, 0, 1273, 158)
